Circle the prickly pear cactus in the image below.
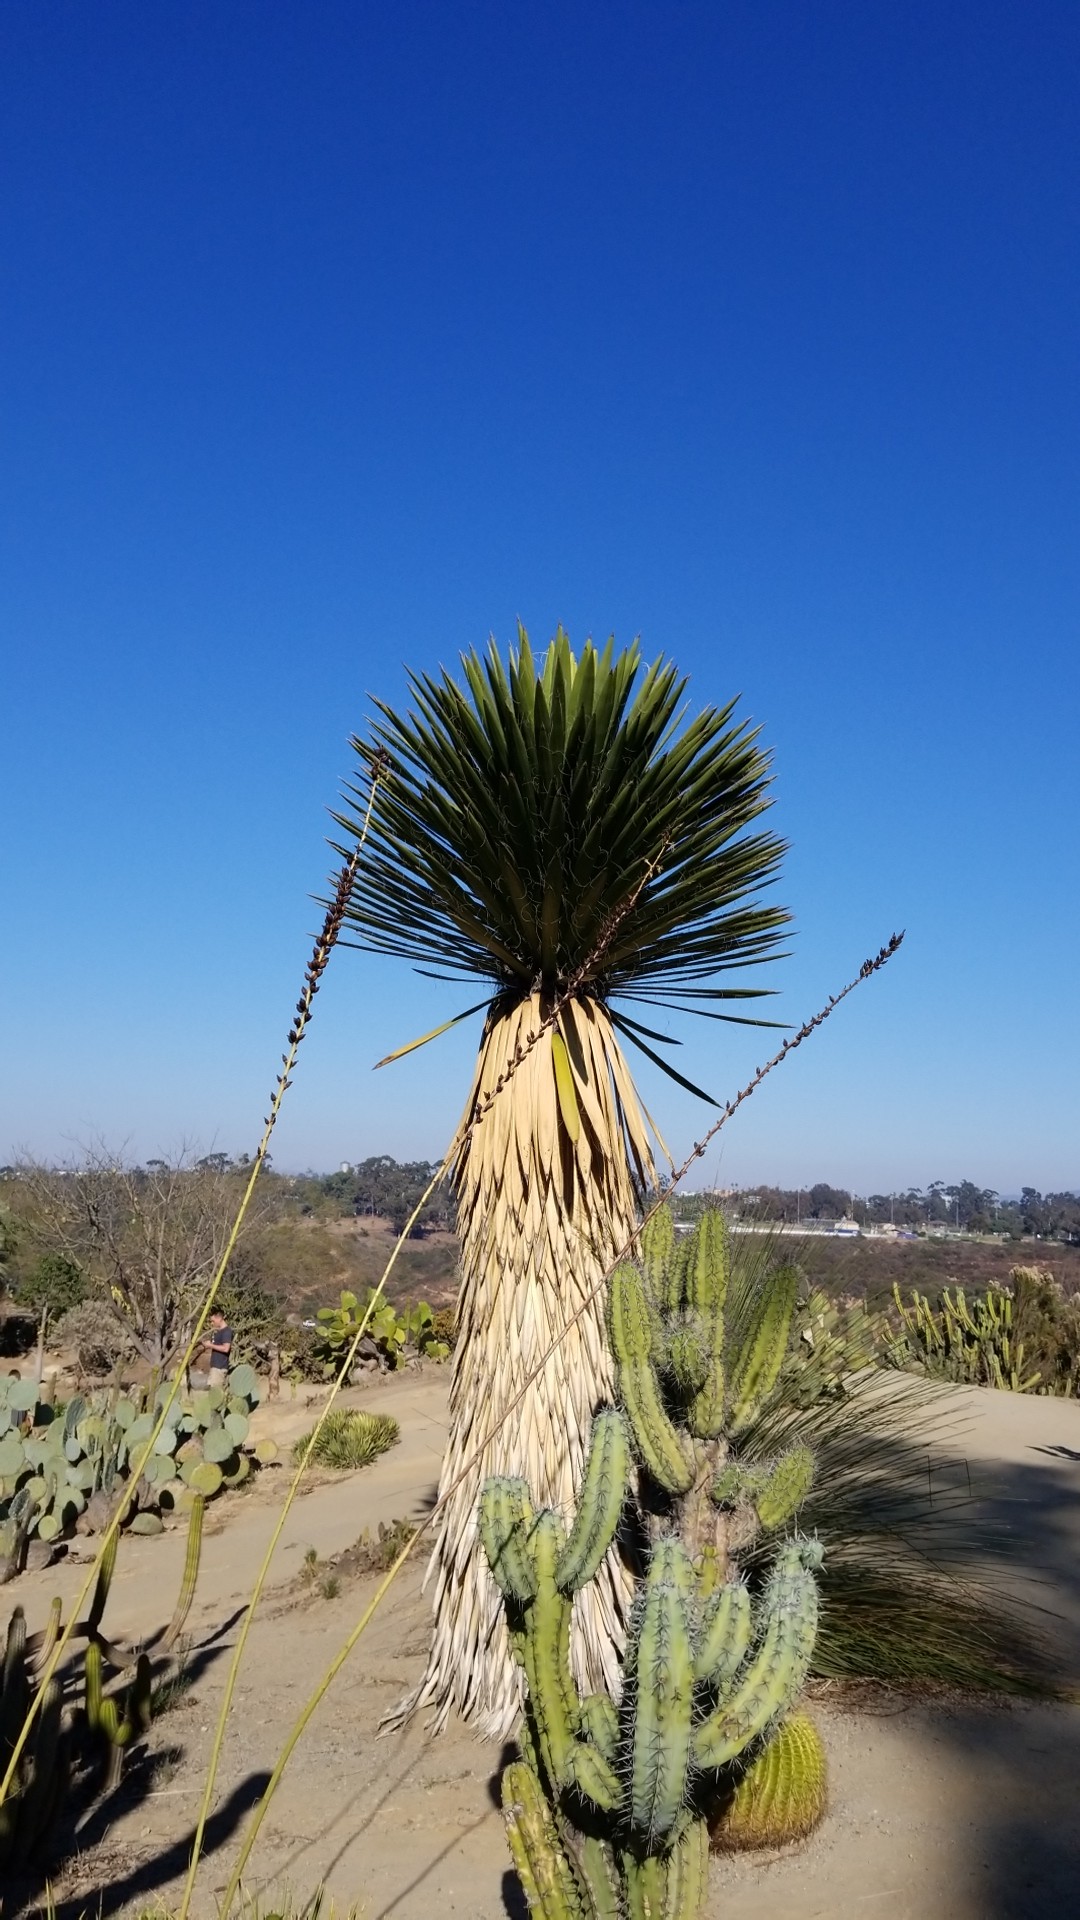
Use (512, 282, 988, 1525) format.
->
(481, 1206, 826, 1917)
(0, 1365, 267, 1562)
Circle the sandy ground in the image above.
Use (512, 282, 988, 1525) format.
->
(5, 1373, 1080, 1920)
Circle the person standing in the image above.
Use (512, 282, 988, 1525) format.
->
(190, 1309, 233, 1389)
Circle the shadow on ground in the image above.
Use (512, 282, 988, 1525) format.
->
(941, 1447, 1080, 1916)
(2, 1609, 254, 1920)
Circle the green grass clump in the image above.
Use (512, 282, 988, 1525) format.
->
(293, 1408, 400, 1471)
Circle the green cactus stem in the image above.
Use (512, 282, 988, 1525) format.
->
(609, 1261, 657, 1364)
(726, 1264, 798, 1435)
(620, 1361, 694, 1495)
(502, 1759, 587, 1919)
(563, 1737, 622, 1812)
(709, 1462, 760, 1507)
(694, 1578, 752, 1686)
(87, 1529, 118, 1635)
(83, 1635, 105, 1734)
(692, 1542, 820, 1770)
(577, 1690, 619, 1762)
(752, 1446, 815, 1532)
(665, 1314, 711, 1397)
(519, 1511, 580, 1789)
(555, 1411, 630, 1595)
(566, 1829, 622, 1919)
(30, 1596, 63, 1678)
(0, 1608, 29, 1753)
(480, 1477, 539, 1606)
(13, 1676, 63, 1850)
(662, 1816, 710, 1918)
(685, 1210, 728, 1328)
(628, 1540, 695, 1840)
(640, 1206, 678, 1314)
(622, 1848, 668, 1919)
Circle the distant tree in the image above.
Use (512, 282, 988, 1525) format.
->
(195, 1151, 234, 1175)
(807, 1183, 848, 1220)
(1047, 1194, 1080, 1243)
(16, 1148, 258, 1370)
(1020, 1187, 1048, 1237)
(926, 1181, 950, 1223)
(0, 1204, 15, 1291)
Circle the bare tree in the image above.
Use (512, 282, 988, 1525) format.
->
(16, 1146, 256, 1371)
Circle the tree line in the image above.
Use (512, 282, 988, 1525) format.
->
(3, 1152, 1076, 1377)
(669, 1180, 1080, 1242)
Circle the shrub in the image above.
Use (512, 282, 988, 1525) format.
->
(887, 1280, 1041, 1391)
(292, 1409, 400, 1470)
(52, 1299, 134, 1376)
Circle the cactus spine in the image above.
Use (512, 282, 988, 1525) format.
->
(484, 1206, 826, 1917)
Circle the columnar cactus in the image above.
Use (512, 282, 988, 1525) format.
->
(481, 1206, 825, 1917)
(0, 1495, 203, 1866)
(890, 1282, 1041, 1393)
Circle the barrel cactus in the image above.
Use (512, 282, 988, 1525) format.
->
(480, 1206, 826, 1917)
(709, 1707, 828, 1851)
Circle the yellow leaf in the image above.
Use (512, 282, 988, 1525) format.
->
(552, 1029, 581, 1144)
(373, 998, 489, 1069)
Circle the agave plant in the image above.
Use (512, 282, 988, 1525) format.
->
(335, 626, 788, 1733)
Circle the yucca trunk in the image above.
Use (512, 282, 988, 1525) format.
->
(393, 991, 654, 1737)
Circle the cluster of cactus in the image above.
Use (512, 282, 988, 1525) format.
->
(889, 1282, 1041, 1393)
(1, 1364, 274, 1572)
(136, 1362, 276, 1510)
(480, 1206, 825, 1919)
(315, 1290, 451, 1371)
(0, 1495, 203, 1867)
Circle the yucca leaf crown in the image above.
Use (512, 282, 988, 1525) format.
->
(335, 625, 789, 1038)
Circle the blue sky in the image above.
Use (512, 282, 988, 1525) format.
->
(2, 1, 1077, 1195)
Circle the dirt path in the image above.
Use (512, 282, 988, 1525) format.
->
(8, 1373, 1080, 1919)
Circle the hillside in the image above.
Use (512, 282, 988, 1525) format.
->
(262, 1214, 1080, 1322)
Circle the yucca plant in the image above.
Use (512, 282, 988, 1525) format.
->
(334, 626, 788, 1734)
